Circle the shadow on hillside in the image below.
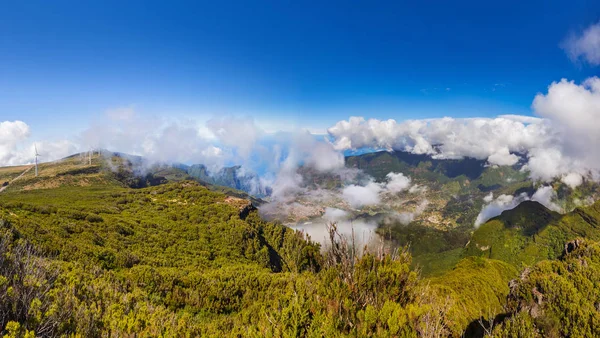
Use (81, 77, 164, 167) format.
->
(393, 151, 486, 179)
(463, 313, 510, 337)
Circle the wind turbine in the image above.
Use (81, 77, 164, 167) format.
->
(34, 144, 41, 176)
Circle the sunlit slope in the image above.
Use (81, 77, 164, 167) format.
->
(0, 179, 316, 271)
(0, 174, 322, 336)
(0, 152, 156, 192)
(491, 239, 600, 336)
(465, 200, 600, 267)
(0, 151, 263, 203)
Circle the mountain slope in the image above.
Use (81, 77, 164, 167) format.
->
(4, 151, 600, 336)
(0, 152, 525, 336)
(0, 151, 265, 204)
(465, 199, 600, 267)
(491, 239, 600, 337)
(0, 165, 325, 336)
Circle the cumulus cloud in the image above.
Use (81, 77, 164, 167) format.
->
(562, 172, 583, 189)
(532, 78, 600, 174)
(385, 172, 412, 193)
(328, 116, 546, 165)
(0, 121, 31, 165)
(0, 120, 78, 166)
(3, 107, 345, 207)
(487, 148, 519, 166)
(283, 131, 345, 173)
(342, 181, 383, 208)
(0, 121, 30, 144)
(562, 21, 600, 65)
(304, 139, 345, 172)
(341, 172, 413, 208)
(327, 77, 600, 187)
(259, 130, 347, 203)
(475, 186, 562, 227)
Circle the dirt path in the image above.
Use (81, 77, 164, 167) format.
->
(0, 166, 33, 193)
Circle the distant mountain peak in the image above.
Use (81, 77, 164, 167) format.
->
(492, 200, 560, 235)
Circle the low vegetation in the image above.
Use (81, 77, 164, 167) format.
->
(1, 154, 600, 336)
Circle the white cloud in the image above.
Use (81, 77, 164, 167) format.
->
(562, 172, 583, 189)
(327, 77, 600, 186)
(562, 21, 600, 65)
(328, 116, 544, 163)
(341, 171, 413, 208)
(475, 193, 529, 227)
(483, 192, 494, 203)
(475, 186, 562, 227)
(522, 147, 570, 182)
(0, 120, 77, 167)
(487, 147, 519, 166)
(530, 77, 600, 180)
(0, 121, 31, 166)
(82, 113, 228, 169)
(384, 172, 412, 193)
(531, 185, 562, 212)
(0, 120, 30, 144)
(291, 218, 378, 249)
(296, 133, 345, 172)
(206, 116, 262, 159)
(322, 207, 350, 222)
(497, 114, 543, 124)
(342, 180, 383, 208)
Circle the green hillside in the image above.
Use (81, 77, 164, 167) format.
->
(465, 200, 600, 268)
(491, 239, 600, 337)
(0, 155, 530, 337)
(2, 153, 600, 336)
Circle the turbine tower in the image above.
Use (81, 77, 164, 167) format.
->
(34, 144, 40, 176)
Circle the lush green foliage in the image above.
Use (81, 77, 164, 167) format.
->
(491, 239, 600, 337)
(3, 154, 600, 337)
(0, 174, 525, 337)
(465, 200, 600, 268)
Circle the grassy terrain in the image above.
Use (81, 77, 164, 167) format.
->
(430, 257, 518, 335)
(491, 239, 600, 337)
(0, 153, 542, 337)
(0, 165, 32, 184)
(2, 152, 600, 336)
(464, 200, 600, 269)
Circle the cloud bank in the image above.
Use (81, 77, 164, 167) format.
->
(3, 76, 600, 220)
(328, 77, 600, 188)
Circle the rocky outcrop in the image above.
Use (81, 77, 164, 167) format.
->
(223, 196, 256, 220)
(563, 238, 584, 257)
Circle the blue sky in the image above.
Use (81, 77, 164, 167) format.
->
(1, 0, 599, 137)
